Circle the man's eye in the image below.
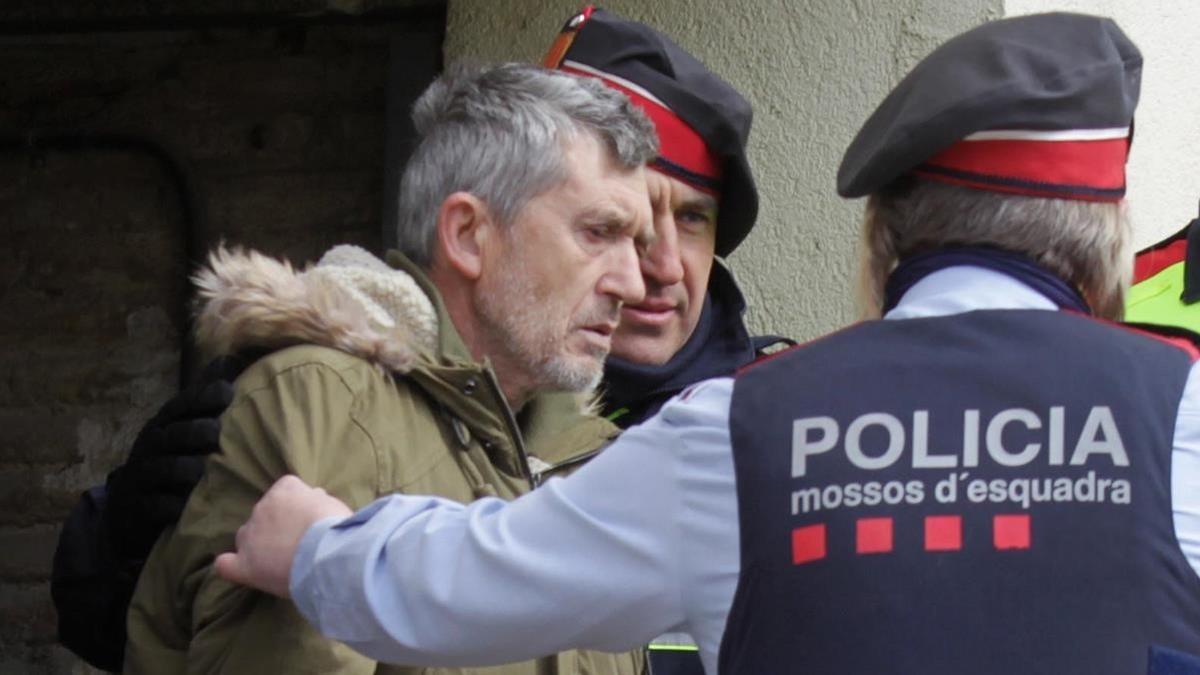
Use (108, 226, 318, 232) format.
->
(588, 225, 617, 241)
(676, 209, 715, 228)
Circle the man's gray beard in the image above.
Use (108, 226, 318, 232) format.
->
(474, 264, 606, 395)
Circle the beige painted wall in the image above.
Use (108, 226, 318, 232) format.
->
(445, 0, 1001, 341)
(1005, 0, 1200, 249)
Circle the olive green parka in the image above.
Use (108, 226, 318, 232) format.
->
(124, 246, 643, 675)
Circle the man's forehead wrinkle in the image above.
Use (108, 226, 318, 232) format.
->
(580, 193, 654, 247)
(631, 198, 656, 248)
(583, 178, 646, 221)
(651, 171, 718, 211)
(680, 193, 718, 211)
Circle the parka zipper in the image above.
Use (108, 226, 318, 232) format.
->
(533, 446, 604, 482)
(481, 367, 540, 489)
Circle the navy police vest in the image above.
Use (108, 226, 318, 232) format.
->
(723, 310, 1200, 674)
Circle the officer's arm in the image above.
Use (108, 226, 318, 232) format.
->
(289, 380, 735, 667)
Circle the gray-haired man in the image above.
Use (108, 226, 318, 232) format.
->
(122, 62, 655, 675)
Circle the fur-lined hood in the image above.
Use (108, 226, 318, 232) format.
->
(192, 245, 438, 374)
(191, 244, 607, 430)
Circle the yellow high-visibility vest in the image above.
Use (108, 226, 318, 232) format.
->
(1127, 219, 1200, 331)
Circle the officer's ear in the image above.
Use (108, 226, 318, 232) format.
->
(435, 192, 493, 281)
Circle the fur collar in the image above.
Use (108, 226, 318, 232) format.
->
(193, 245, 438, 373)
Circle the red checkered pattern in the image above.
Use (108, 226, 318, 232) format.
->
(792, 524, 827, 564)
(993, 514, 1031, 550)
(925, 515, 963, 551)
(790, 514, 1033, 564)
(856, 517, 894, 554)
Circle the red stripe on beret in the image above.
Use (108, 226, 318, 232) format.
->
(560, 62, 722, 193)
(914, 131, 1130, 202)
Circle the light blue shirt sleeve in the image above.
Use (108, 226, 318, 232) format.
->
(289, 378, 739, 671)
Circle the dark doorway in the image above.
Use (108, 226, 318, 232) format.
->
(0, 4, 443, 670)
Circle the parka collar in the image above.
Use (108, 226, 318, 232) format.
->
(384, 250, 477, 365)
(385, 250, 615, 474)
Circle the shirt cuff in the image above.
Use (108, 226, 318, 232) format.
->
(289, 514, 344, 625)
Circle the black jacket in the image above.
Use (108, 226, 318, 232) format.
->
(602, 262, 791, 427)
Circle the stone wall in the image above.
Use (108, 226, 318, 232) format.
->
(0, 2, 440, 671)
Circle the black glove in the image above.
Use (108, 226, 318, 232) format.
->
(53, 354, 258, 670)
(104, 354, 251, 563)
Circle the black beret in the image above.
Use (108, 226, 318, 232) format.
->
(547, 7, 759, 256)
(838, 12, 1142, 200)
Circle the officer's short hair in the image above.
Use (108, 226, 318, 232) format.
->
(395, 62, 659, 267)
(857, 179, 1132, 321)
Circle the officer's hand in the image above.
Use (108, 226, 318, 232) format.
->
(106, 354, 251, 561)
(215, 475, 353, 598)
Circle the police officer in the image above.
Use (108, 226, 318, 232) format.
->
(546, 6, 787, 432)
(215, 12, 1200, 675)
(543, 10, 783, 672)
(51, 8, 782, 674)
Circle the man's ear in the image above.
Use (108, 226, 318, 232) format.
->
(435, 192, 492, 280)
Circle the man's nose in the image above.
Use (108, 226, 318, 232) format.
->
(641, 212, 684, 287)
(599, 237, 646, 306)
